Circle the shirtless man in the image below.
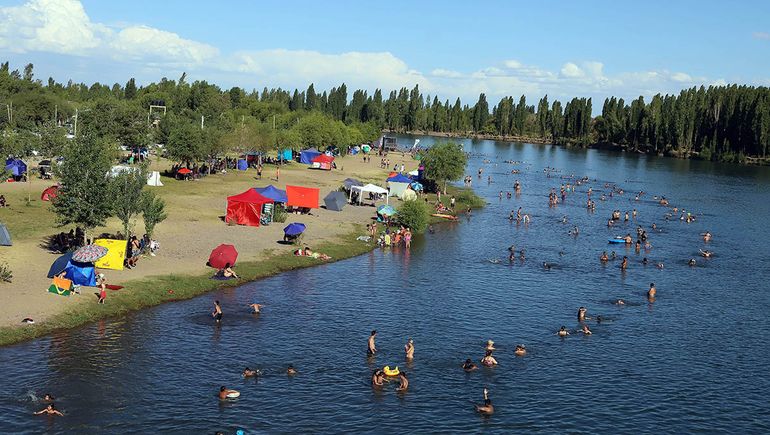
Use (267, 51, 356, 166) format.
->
(462, 359, 478, 372)
(702, 231, 712, 242)
(577, 307, 587, 322)
(396, 372, 409, 391)
(371, 370, 384, 387)
(367, 330, 377, 356)
(514, 345, 527, 356)
(600, 251, 609, 262)
(404, 339, 414, 360)
(212, 300, 223, 323)
(700, 249, 713, 258)
(475, 388, 494, 415)
(34, 404, 64, 416)
(218, 386, 239, 400)
(557, 326, 569, 337)
(620, 256, 628, 270)
(648, 283, 657, 300)
(615, 299, 626, 305)
(248, 303, 263, 314)
(287, 364, 297, 375)
(242, 367, 257, 377)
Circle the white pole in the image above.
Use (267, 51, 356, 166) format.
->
(74, 108, 78, 137)
(201, 115, 204, 129)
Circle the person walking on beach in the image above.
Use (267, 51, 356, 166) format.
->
(212, 300, 223, 323)
(367, 330, 377, 356)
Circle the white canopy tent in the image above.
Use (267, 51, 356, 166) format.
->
(349, 183, 389, 205)
(147, 171, 164, 186)
(387, 181, 410, 197)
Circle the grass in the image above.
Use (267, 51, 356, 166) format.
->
(0, 226, 373, 347)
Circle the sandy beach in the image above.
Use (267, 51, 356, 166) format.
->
(0, 153, 417, 330)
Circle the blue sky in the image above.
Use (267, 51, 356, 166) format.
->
(1, 0, 769, 107)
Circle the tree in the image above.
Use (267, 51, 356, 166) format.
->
(141, 190, 167, 238)
(110, 165, 147, 238)
(472, 93, 489, 132)
(421, 142, 467, 193)
(165, 117, 203, 163)
(52, 134, 114, 244)
(397, 199, 430, 233)
(125, 78, 137, 99)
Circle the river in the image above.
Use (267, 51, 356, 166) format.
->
(2, 135, 770, 434)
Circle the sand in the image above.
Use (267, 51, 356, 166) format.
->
(0, 152, 416, 328)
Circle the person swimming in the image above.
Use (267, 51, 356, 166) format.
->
(462, 359, 478, 372)
(543, 262, 552, 270)
(600, 251, 609, 262)
(404, 339, 414, 360)
(700, 249, 713, 258)
(212, 300, 223, 323)
(702, 231, 712, 242)
(371, 370, 385, 387)
(287, 364, 297, 375)
(514, 345, 526, 356)
(615, 299, 626, 305)
(481, 350, 498, 367)
(396, 372, 409, 392)
(581, 324, 592, 335)
(248, 303, 263, 314)
(688, 258, 696, 267)
(475, 388, 494, 415)
(485, 340, 496, 351)
(242, 367, 257, 377)
(620, 256, 628, 270)
(34, 403, 64, 416)
(557, 326, 569, 337)
(648, 283, 657, 300)
(218, 386, 239, 400)
(42, 394, 55, 402)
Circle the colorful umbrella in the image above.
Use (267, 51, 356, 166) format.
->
(178, 167, 192, 174)
(208, 244, 238, 269)
(377, 205, 397, 216)
(72, 244, 108, 263)
(283, 223, 306, 236)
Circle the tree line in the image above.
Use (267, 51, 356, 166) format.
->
(0, 61, 768, 163)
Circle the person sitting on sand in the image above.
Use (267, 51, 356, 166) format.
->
(218, 386, 239, 400)
(396, 372, 409, 392)
(243, 368, 257, 377)
(34, 403, 64, 416)
(557, 326, 569, 337)
(463, 359, 478, 372)
(481, 350, 498, 367)
(287, 364, 297, 375)
(514, 345, 526, 356)
(221, 263, 239, 279)
(581, 324, 592, 335)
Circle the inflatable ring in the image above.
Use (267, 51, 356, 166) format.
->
(383, 366, 400, 376)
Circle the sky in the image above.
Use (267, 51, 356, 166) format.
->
(1, 0, 769, 108)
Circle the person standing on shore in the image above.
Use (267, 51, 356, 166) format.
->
(367, 330, 377, 356)
(97, 273, 107, 304)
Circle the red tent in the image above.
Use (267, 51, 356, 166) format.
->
(225, 189, 274, 226)
(311, 154, 335, 170)
(286, 185, 320, 209)
(41, 185, 60, 201)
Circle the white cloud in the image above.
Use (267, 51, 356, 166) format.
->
(431, 68, 462, 78)
(560, 62, 584, 78)
(0, 0, 216, 64)
(503, 60, 522, 69)
(670, 72, 692, 82)
(752, 31, 770, 40)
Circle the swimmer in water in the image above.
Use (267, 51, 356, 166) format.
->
(620, 256, 628, 270)
(371, 370, 385, 387)
(577, 307, 587, 322)
(248, 303, 263, 314)
(463, 359, 478, 372)
(688, 258, 696, 267)
(243, 367, 257, 377)
(702, 231, 712, 242)
(514, 345, 527, 356)
(648, 283, 657, 300)
(367, 330, 377, 356)
(396, 372, 409, 392)
(485, 340, 496, 351)
(657, 262, 665, 269)
(43, 394, 55, 402)
(481, 350, 498, 367)
(34, 403, 64, 416)
(219, 386, 239, 400)
(600, 251, 609, 262)
(543, 262, 552, 270)
(581, 324, 592, 335)
(212, 300, 223, 323)
(700, 249, 713, 258)
(475, 398, 494, 415)
(557, 326, 569, 337)
(642, 257, 649, 265)
(404, 339, 415, 360)
(287, 364, 297, 375)
(615, 299, 626, 305)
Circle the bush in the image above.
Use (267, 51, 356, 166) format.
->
(454, 189, 486, 209)
(397, 199, 430, 233)
(0, 262, 12, 283)
(273, 204, 288, 223)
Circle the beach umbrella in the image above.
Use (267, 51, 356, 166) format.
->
(178, 167, 192, 175)
(208, 244, 238, 269)
(283, 222, 306, 236)
(72, 244, 108, 263)
(47, 252, 73, 278)
(376, 205, 397, 216)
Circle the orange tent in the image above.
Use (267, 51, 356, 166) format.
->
(225, 189, 274, 226)
(286, 185, 320, 209)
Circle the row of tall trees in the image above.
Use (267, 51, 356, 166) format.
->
(1, 61, 768, 162)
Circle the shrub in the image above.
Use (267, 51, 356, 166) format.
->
(397, 199, 430, 233)
(0, 262, 12, 283)
(273, 204, 288, 223)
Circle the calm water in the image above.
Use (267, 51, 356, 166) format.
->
(2, 135, 770, 434)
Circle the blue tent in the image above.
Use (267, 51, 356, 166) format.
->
(255, 185, 288, 203)
(4, 158, 27, 176)
(64, 260, 96, 286)
(300, 148, 321, 164)
(237, 159, 248, 170)
(387, 173, 411, 183)
(277, 149, 293, 161)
